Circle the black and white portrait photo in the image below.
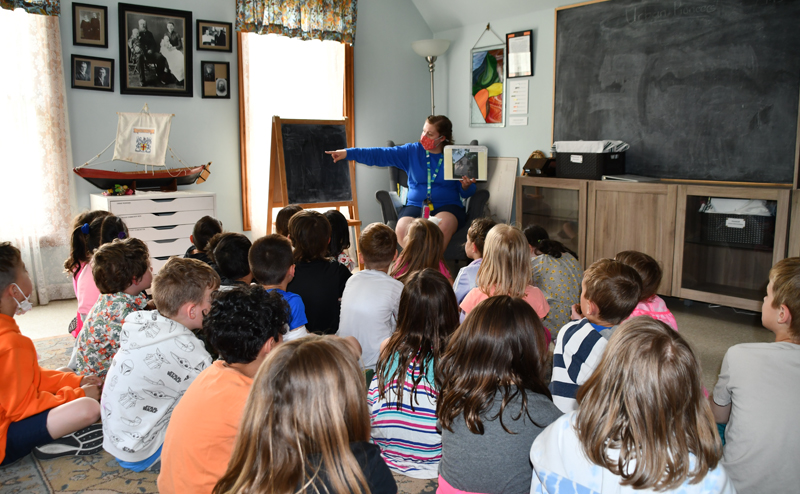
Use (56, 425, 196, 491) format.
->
(76, 61, 91, 81)
(80, 10, 101, 40)
(216, 78, 228, 97)
(201, 61, 230, 99)
(203, 63, 215, 81)
(196, 20, 233, 52)
(94, 66, 109, 87)
(72, 3, 108, 48)
(119, 4, 193, 97)
(71, 55, 114, 92)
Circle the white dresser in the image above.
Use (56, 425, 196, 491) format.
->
(90, 191, 217, 273)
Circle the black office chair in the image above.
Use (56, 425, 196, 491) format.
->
(374, 140, 490, 263)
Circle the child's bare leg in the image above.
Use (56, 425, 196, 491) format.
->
(46, 397, 100, 439)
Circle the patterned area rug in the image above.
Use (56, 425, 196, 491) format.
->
(0, 334, 438, 494)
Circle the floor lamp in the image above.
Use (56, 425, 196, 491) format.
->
(412, 39, 450, 115)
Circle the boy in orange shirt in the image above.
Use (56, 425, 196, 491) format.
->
(0, 242, 103, 466)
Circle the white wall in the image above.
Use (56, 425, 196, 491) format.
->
(61, 0, 241, 230)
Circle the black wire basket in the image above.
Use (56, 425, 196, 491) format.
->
(701, 213, 775, 247)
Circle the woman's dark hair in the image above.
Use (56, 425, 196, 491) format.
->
(427, 115, 454, 146)
(288, 210, 331, 263)
(204, 285, 288, 364)
(437, 296, 551, 434)
(192, 216, 223, 252)
(324, 210, 351, 258)
(208, 232, 252, 281)
(375, 269, 459, 411)
(63, 210, 112, 277)
(523, 225, 577, 259)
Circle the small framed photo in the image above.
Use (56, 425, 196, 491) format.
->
(196, 20, 233, 52)
(201, 61, 230, 99)
(443, 145, 488, 181)
(72, 3, 108, 48)
(118, 3, 193, 97)
(71, 54, 114, 92)
(506, 30, 533, 78)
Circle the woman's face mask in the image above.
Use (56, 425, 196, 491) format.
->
(420, 133, 443, 151)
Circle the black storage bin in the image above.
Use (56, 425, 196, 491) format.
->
(556, 152, 625, 180)
(701, 214, 775, 248)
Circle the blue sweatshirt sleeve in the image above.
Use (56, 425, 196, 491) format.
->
(459, 182, 477, 199)
(346, 144, 414, 174)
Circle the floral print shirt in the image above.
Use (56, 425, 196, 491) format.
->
(75, 292, 148, 379)
(531, 253, 583, 338)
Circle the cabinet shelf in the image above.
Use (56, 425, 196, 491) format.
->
(683, 238, 774, 253)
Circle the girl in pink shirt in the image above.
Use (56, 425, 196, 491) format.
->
(616, 250, 678, 331)
(391, 218, 452, 284)
(460, 224, 551, 345)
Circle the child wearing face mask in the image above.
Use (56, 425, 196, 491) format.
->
(0, 242, 104, 466)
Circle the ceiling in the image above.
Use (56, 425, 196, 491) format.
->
(410, 0, 568, 33)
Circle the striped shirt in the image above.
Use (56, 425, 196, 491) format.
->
(549, 319, 616, 413)
(368, 353, 440, 479)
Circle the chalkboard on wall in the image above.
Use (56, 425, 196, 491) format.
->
(554, 0, 800, 184)
(277, 121, 352, 204)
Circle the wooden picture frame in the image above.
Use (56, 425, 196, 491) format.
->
(72, 3, 108, 48)
(118, 3, 193, 97)
(196, 20, 233, 52)
(201, 61, 230, 99)
(71, 54, 114, 92)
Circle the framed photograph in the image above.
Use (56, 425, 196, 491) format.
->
(118, 3, 192, 97)
(201, 61, 230, 99)
(196, 20, 233, 52)
(72, 3, 108, 48)
(71, 54, 114, 92)
(470, 44, 506, 127)
(443, 145, 488, 181)
(506, 30, 533, 78)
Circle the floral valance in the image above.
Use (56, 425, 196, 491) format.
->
(0, 0, 59, 16)
(236, 0, 357, 44)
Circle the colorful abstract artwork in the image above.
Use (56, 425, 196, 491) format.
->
(471, 46, 505, 127)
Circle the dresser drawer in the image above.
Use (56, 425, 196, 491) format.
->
(143, 238, 187, 258)
(119, 209, 215, 228)
(151, 255, 175, 274)
(108, 196, 215, 215)
(128, 224, 194, 242)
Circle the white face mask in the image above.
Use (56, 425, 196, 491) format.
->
(11, 283, 32, 315)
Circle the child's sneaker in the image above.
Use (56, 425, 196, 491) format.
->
(32, 423, 103, 459)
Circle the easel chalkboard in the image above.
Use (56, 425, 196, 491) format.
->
(267, 117, 361, 247)
(553, 0, 800, 185)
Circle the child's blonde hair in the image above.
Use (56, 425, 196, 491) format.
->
(152, 257, 220, 318)
(575, 316, 721, 490)
(390, 218, 445, 284)
(213, 335, 371, 494)
(476, 224, 529, 298)
(768, 257, 800, 339)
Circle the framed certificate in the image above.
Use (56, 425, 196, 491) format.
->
(506, 30, 533, 78)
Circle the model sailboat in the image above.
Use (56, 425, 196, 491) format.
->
(74, 104, 210, 191)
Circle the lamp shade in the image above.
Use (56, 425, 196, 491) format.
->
(412, 39, 451, 58)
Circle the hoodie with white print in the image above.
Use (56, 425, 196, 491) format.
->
(100, 310, 212, 463)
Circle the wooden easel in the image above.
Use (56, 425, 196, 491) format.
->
(266, 117, 363, 267)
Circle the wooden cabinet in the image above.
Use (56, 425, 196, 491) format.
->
(515, 176, 587, 267)
(586, 182, 677, 296)
(672, 185, 789, 312)
(91, 191, 217, 273)
(789, 191, 800, 258)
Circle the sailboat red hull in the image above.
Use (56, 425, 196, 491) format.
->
(73, 164, 209, 190)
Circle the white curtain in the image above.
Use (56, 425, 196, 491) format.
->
(0, 9, 75, 304)
(241, 33, 344, 238)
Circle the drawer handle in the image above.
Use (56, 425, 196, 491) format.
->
(153, 239, 179, 244)
(154, 225, 178, 231)
(153, 212, 176, 217)
(151, 198, 176, 203)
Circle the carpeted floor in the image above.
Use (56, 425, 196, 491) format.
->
(0, 334, 437, 494)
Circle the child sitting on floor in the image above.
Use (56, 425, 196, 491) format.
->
(274, 205, 302, 237)
(101, 257, 219, 472)
(532, 317, 733, 494)
(74, 238, 152, 379)
(158, 285, 288, 494)
(390, 218, 452, 284)
(453, 217, 496, 304)
(615, 250, 678, 330)
(0, 242, 103, 466)
(207, 232, 253, 288)
(437, 296, 562, 493)
(369, 268, 459, 479)
(249, 234, 309, 342)
(710, 257, 800, 494)
(460, 224, 550, 343)
(550, 258, 641, 413)
(286, 211, 352, 334)
(184, 215, 222, 266)
(338, 223, 402, 370)
(324, 210, 356, 271)
(213, 336, 398, 494)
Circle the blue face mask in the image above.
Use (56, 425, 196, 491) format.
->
(11, 283, 32, 315)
